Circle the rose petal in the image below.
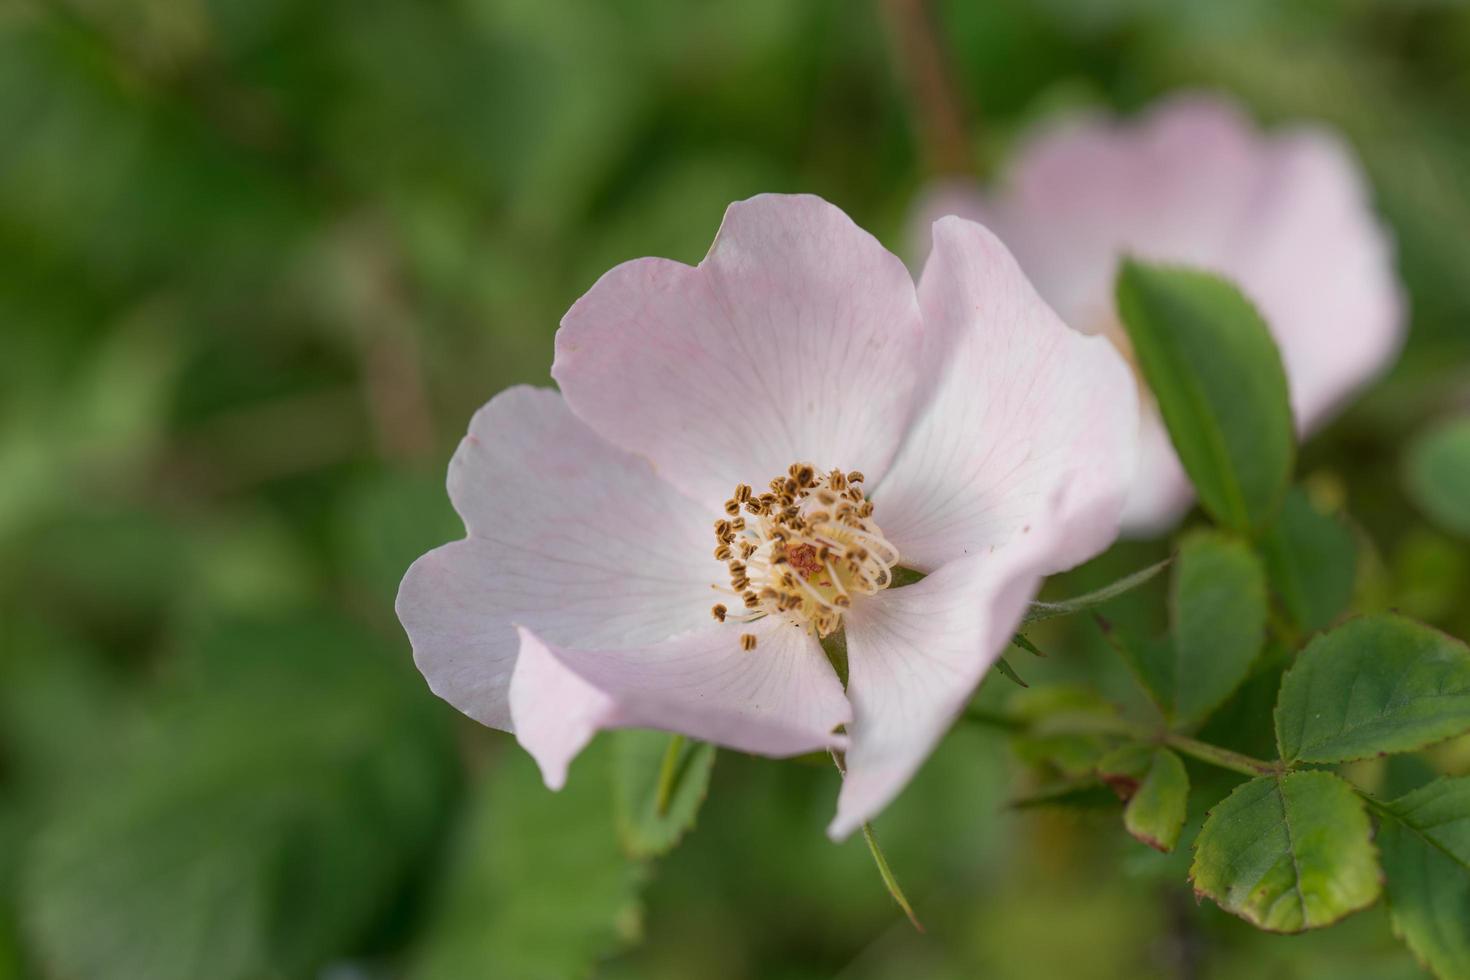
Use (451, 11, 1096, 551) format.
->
(553, 193, 927, 509)
(910, 94, 1404, 535)
(396, 386, 719, 730)
(830, 519, 1066, 839)
(1118, 414, 1194, 536)
(909, 97, 1264, 322)
(1233, 128, 1406, 432)
(510, 619, 851, 790)
(873, 216, 1138, 573)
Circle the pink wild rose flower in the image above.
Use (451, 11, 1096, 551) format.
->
(396, 194, 1138, 838)
(912, 93, 1406, 534)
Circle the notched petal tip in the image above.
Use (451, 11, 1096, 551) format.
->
(553, 191, 928, 507)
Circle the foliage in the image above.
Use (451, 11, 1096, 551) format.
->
(1406, 417, 1470, 540)
(411, 744, 646, 980)
(1378, 776, 1470, 978)
(1115, 262, 1294, 532)
(612, 732, 718, 859)
(1005, 261, 1470, 966)
(1191, 771, 1380, 932)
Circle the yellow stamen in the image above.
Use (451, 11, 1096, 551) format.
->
(709, 461, 899, 644)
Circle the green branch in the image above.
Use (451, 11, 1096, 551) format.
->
(1160, 733, 1278, 778)
(964, 708, 1279, 778)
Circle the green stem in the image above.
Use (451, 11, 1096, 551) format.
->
(877, 0, 976, 176)
(961, 708, 1279, 778)
(1159, 733, 1278, 778)
(654, 734, 686, 816)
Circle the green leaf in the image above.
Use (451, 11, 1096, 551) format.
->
(1378, 776, 1470, 978)
(412, 742, 645, 980)
(1095, 616, 1174, 714)
(1260, 488, 1357, 633)
(1275, 614, 1470, 764)
(1170, 531, 1268, 726)
(1123, 750, 1188, 854)
(1190, 771, 1381, 933)
(1021, 557, 1172, 625)
(1100, 535, 1266, 726)
(1116, 261, 1294, 532)
(613, 731, 716, 859)
(1098, 746, 1189, 853)
(1406, 416, 1470, 539)
(22, 617, 455, 980)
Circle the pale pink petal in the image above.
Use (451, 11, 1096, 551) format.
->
(1119, 415, 1194, 536)
(509, 620, 851, 789)
(395, 386, 719, 731)
(902, 177, 998, 275)
(911, 96, 1266, 325)
(1232, 129, 1406, 431)
(830, 518, 1067, 839)
(910, 94, 1403, 535)
(553, 193, 927, 509)
(873, 216, 1137, 573)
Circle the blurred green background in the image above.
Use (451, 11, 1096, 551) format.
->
(2, 0, 1469, 977)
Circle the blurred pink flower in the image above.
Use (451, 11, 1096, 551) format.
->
(912, 94, 1406, 534)
(397, 194, 1137, 838)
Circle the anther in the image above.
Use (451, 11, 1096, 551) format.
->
(711, 604, 728, 622)
(707, 461, 898, 638)
(740, 633, 758, 651)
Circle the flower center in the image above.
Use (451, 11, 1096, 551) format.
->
(709, 463, 899, 641)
